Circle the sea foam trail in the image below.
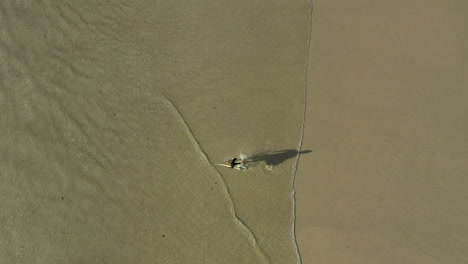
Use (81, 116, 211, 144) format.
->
(161, 95, 271, 264)
(292, 1, 314, 264)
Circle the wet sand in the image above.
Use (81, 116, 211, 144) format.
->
(296, 1, 468, 263)
(1, 1, 310, 263)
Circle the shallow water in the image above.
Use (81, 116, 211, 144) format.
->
(0, 1, 311, 263)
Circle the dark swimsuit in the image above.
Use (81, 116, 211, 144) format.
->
(229, 158, 241, 168)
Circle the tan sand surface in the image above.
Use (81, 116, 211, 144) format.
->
(296, 1, 468, 263)
(0, 1, 310, 263)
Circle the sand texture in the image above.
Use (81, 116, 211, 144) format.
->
(0, 0, 310, 263)
(296, 0, 468, 263)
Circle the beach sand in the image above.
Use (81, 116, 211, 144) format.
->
(296, 1, 468, 263)
(0, 1, 310, 263)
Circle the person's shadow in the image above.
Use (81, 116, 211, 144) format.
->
(243, 149, 312, 167)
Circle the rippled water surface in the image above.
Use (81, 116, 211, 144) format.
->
(0, 1, 311, 263)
